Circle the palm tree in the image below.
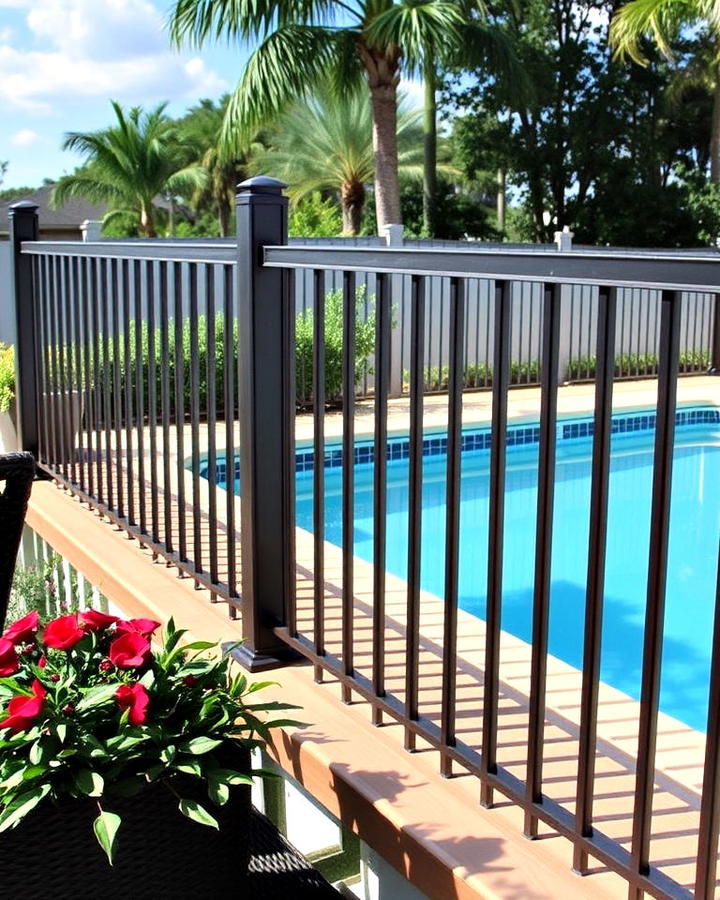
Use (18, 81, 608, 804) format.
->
(255, 87, 424, 235)
(169, 0, 474, 233)
(610, 0, 720, 182)
(179, 96, 264, 236)
(52, 101, 206, 238)
(366, 0, 524, 235)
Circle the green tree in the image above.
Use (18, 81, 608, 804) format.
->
(610, 0, 720, 180)
(52, 101, 206, 238)
(178, 95, 263, 236)
(169, 0, 481, 233)
(255, 87, 424, 235)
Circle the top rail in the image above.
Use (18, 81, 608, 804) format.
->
(20, 241, 236, 265)
(265, 245, 720, 292)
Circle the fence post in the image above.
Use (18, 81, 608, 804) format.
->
(710, 294, 720, 374)
(8, 201, 39, 456)
(234, 176, 298, 671)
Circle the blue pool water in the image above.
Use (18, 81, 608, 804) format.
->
(292, 408, 720, 733)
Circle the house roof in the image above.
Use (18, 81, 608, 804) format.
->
(0, 185, 106, 233)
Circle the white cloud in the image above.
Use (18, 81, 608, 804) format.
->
(10, 128, 39, 146)
(0, 0, 227, 111)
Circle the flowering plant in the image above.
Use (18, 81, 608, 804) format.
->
(0, 610, 295, 863)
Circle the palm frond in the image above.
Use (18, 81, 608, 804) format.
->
(168, 0, 345, 47)
(610, 0, 701, 64)
(221, 25, 355, 149)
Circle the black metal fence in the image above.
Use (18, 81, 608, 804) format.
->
(8, 185, 720, 900)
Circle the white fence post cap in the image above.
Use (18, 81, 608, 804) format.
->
(81, 220, 103, 242)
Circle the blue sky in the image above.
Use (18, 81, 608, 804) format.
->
(0, 0, 252, 188)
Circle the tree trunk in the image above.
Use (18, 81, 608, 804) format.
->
(341, 180, 365, 236)
(711, 57, 720, 183)
(140, 203, 156, 239)
(361, 43, 402, 233)
(496, 169, 506, 232)
(423, 55, 437, 238)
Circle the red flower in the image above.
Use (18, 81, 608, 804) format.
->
(115, 618, 160, 637)
(42, 615, 85, 650)
(109, 633, 151, 669)
(0, 638, 19, 676)
(80, 610, 119, 632)
(0, 680, 46, 733)
(183, 675, 197, 687)
(115, 682, 150, 726)
(3, 611, 39, 645)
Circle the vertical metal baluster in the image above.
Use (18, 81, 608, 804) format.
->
(67, 255, 79, 488)
(285, 266, 297, 632)
(372, 272, 391, 725)
(440, 277, 465, 778)
(573, 286, 617, 875)
(81, 256, 93, 498)
(682, 292, 691, 374)
(45, 255, 58, 472)
(174, 261, 187, 562)
(122, 259, 134, 527)
(405, 275, 425, 751)
(524, 282, 561, 837)
(313, 270, 326, 681)
(37, 256, 51, 467)
(484, 284, 491, 388)
(133, 260, 146, 535)
(222, 265, 237, 605)
(619, 291, 627, 378)
(58, 256, 69, 483)
(75, 255, 86, 492)
(189, 263, 203, 578)
(92, 258, 103, 506)
(695, 539, 720, 899)
(111, 259, 124, 519)
(480, 279, 511, 808)
(100, 258, 114, 509)
(341, 270, 356, 702)
(160, 261, 173, 553)
(628, 289, 681, 900)
(147, 262, 159, 545)
(692, 294, 700, 370)
(206, 265, 219, 587)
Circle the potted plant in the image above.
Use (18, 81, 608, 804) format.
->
(0, 610, 295, 897)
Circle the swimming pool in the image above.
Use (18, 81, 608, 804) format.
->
(292, 406, 720, 733)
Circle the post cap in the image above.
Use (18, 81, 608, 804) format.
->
(8, 201, 39, 215)
(237, 175, 288, 195)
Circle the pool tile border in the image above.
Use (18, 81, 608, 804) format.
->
(206, 405, 720, 483)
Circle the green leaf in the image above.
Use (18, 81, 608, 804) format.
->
(56, 723, 67, 744)
(178, 736, 223, 755)
(76, 683, 119, 711)
(173, 759, 202, 776)
(139, 669, 155, 689)
(75, 769, 104, 797)
(207, 768, 253, 786)
(0, 784, 50, 831)
(93, 810, 121, 865)
(159, 745, 176, 764)
(178, 798, 218, 829)
(208, 779, 229, 806)
(182, 640, 216, 652)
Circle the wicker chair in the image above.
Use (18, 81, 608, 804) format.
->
(0, 452, 35, 628)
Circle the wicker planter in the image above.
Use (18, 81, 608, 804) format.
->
(0, 770, 251, 899)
